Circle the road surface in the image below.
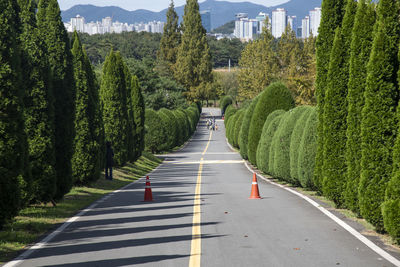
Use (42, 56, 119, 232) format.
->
(7, 108, 400, 267)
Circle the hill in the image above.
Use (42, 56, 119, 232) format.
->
(61, 0, 322, 30)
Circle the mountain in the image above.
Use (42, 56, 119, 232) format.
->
(61, 0, 322, 30)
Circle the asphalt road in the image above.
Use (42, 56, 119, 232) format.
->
(8, 108, 400, 267)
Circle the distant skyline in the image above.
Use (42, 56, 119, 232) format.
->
(58, 0, 290, 12)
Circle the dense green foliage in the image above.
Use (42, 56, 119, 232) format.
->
(224, 105, 237, 124)
(211, 20, 235, 34)
(314, 0, 346, 192)
(158, 1, 181, 73)
(71, 32, 104, 184)
(144, 109, 167, 153)
(37, 0, 76, 201)
(0, 0, 27, 228)
(233, 109, 245, 148)
(298, 107, 318, 189)
(220, 95, 233, 115)
(208, 37, 245, 68)
(322, 0, 357, 207)
(256, 110, 286, 174)
(247, 82, 295, 165)
(19, 0, 56, 203)
(160, 108, 179, 148)
(174, 0, 212, 101)
(359, 0, 400, 232)
(130, 75, 145, 160)
(271, 106, 308, 183)
(344, 0, 376, 215)
(290, 107, 313, 184)
(239, 96, 260, 159)
(100, 50, 130, 166)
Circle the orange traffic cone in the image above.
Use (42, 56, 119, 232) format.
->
(249, 173, 261, 199)
(144, 176, 153, 201)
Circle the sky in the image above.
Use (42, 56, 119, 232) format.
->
(58, 0, 289, 11)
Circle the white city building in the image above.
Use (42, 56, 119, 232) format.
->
(272, 8, 287, 38)
(309, 7, 322, 36)
(287, 16, 296, 31)
(70, 15, 85, 32)
(302, 16, 310, 38)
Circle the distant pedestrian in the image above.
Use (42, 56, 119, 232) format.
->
(105, 141, 114, 180)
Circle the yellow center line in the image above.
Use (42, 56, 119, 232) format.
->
(189, 130, 212, 267)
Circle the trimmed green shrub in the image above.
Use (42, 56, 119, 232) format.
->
(176, 109, 190, 142)
(232, 109, 245, 148)
(344, 0, 376, 214)
(220, 95, 233, 115)
(158, 109, 175, 151)
(271, 106, 308, 183)
(131, 75, 145, 160)
(256, 110, 286, 174)
(224, 105, 237, 125)
(233, 109, 246, 148)
(239, 96, 260, 159)
(298, 107, 318, 189)
(248, 82, 295, 165)
(290, 106, 313, 184)
(359, 0, 400, 232)
(382, 171, 400, 244)
(268, 113, 288, 175)
(227, 111, 239, 145)
(172, 109, 187, 146)
(160, 108, 179, 148)
(145, 109, 167, 153)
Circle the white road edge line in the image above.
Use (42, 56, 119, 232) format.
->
(225, 138, 400, 267)
(3, 163, 164, 267)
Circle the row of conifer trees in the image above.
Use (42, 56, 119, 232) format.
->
(225, 0, 400, 244)
(0, 0, 146, 229)
(314, 0, 400, 242)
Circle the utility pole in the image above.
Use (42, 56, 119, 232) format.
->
(228, 58, 231, 72)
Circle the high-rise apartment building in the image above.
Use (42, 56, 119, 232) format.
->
(287, 16, 296, 31)
(70, 15, 85, 32)
(272, 8, 286, 38)
(302, 16, 310, 38)
(309, 7, 322, 36)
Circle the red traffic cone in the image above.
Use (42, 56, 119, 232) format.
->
(249, 173, 261, 199)
(144, 176, 153, 201)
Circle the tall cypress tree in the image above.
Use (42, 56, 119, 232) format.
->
(158, 0, 181, 73)
(0, 0, 27, 228)
(344, 0, 376, 214)
(122, 62, 136, 162)
(100, 50, 129, 166)
(71, 32, 103, 184)
(360, 0, 400, 232)
(131, 75, 145, 160)
(37, 0, 75, 201)
(174, 0, 212, 99)
(18, 0, 57, 203)
(314, 0, 346, 192)
(322, 0, 357, 207)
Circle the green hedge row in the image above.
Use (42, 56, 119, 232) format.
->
(220, 95, 233, 115)
(145, 104, 201, 153)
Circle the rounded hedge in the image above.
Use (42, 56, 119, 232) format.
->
(159, 108, 179, 149)
(174, 109, 189, 143)
(256, 110, 287, 173)
(289, 106, 313, 185)
(239, 96, 260, 159)
(271, 106, 308, 183)
(157, 110, 174, 151)
(297, 107, 318, 189)
(220, 95, 233, 115)
(145, 109, 167, 153)
(233, 109, 245, 148)
(269, 112, 289, 176)
(247, 82, 295, 165)
(227, 111, 239, 145)
(224, 105, 237, 125)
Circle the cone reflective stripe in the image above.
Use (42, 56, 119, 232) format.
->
(249, 173, 261, 199)
(144, 176, 153, 201)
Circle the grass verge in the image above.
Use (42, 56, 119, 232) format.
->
(0, 152, 162, 264)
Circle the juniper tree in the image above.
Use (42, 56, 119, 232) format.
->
(123, 61, 136, 162)
(0, 0, 28, 228)
(322, 0, 357, 207)
(100, 50, 129, 166)
(174, 0, 212, 99)
(37, 0, 76, 201)
(344, 0, 376, 214)
(71, 32, 103, 184)
(158, 0, 181, 73)
(360, 0, 400, 232)
(18, 0, 57, 203)
(314, 0, 346, 192)
(131, 75, 145, 160)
